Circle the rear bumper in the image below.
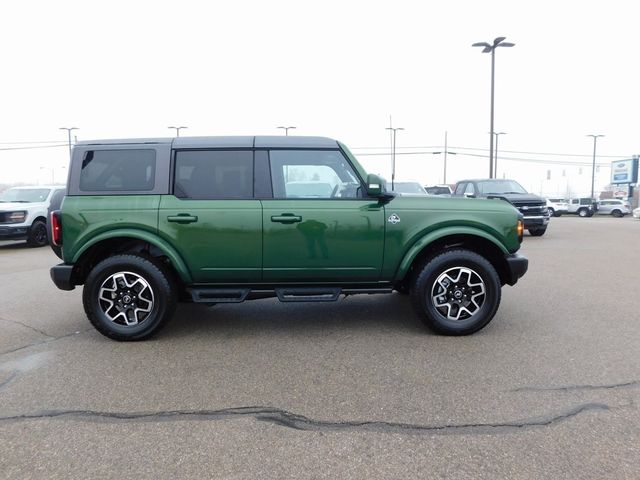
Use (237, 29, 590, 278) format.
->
(504, 253, 528, 286)
(50, 264, 75, 291)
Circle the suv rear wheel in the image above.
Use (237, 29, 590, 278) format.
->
(410, 249, 501, 335)
(578, 208, 589, 217)
(82, 254, 177, 341)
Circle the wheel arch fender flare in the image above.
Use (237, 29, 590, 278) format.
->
(393, 227, 509, 283)
(72, 229, 193, 283)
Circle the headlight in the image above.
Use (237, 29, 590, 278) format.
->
(5, 211, 27, 223)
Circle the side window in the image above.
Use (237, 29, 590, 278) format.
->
(269, 150, 361, 199)
(79, 149, 156, 192)
(454, 183, 466, 195)
(464, 183, 475, 195)
(174, 150, 253, 199)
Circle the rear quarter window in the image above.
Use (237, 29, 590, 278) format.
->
(79, 149, 156, 192)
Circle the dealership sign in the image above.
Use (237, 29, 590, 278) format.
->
(610, 158, 638, 184)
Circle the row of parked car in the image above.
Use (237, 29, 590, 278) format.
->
(546, 197, 633, 218)
(411, 182, 635, 219)
(1, 178, 637, 249)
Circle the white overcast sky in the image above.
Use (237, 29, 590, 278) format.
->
(1, 0, 638, 196)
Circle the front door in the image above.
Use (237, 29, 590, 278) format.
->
(158, 149, 262, 283)
(262, 149, 384, 282)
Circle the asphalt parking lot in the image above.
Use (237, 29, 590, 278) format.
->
(1, 216, 639, 479)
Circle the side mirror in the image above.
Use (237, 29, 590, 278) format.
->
(366, 173, 385, 196)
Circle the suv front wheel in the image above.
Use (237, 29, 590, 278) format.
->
(410, 249, 501, 335)
(27, 219, 48, 247)
(83, 254, 177, 341)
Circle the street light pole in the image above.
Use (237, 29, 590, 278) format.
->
(277, 126, 296, 136)
(443, 131, 448, 185)
(493, 132, 506, 178)
(59, 127, 78, 162)
(385, 126, 404, 191)
(587, 134, 604, 200)
(472, 37, 515, 178)
(168, 126, 188, 137)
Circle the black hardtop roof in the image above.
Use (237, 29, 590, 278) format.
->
(76, 136, 340, 149)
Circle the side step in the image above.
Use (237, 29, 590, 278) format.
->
(276, 287, 341, 302)
(189, 288, 250, 303)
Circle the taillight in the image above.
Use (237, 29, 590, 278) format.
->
(517, 219, 524, 242)
(51, 211, 62, 246)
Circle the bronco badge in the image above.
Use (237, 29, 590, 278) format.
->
(387, 213, 401, 224)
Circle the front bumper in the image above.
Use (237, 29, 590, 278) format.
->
(522, 215, 549, 229)
(504, 253, 528, 286)
(50, 264, 75, 291)
(0, 225, 29, 240)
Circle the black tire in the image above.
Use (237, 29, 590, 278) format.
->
(410, 249, 501, 336)
(528, 228, 547, 237)
(82, 254, 177, 341)
(578, 208, 589, 218)
(26, 220, 48, 247)
(548, 207, 555, 217)
(611, 210, 623, 218)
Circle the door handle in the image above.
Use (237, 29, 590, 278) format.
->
(271, 214, 302, 224)
(167, 214, 199, 224)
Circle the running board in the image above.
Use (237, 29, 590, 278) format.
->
(189, 288, 250, 303)
(188, 286, 393, 304)
(276, 287, 342, 302)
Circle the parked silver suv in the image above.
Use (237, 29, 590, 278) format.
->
(596, 199, 630, 217)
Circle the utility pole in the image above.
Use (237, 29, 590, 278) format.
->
(493, 132, 506, 178)
(587, 134, 604, 200)
(59, 127, 78, 162)
(168, 126, 188, 137)
(277, 126, 296, 136)
(385, 125, 404, 191)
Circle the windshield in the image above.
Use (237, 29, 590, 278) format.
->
(426, 186, 450, 195)
(386, 182, 427, 194)
(0, 188, 51, 203)
(476, 180, 527, 195)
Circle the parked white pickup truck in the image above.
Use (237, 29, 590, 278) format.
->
(0, 185, 66, 247)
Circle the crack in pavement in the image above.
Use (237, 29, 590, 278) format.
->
(0, 370, 18, 392)
(0, 315, 56, 339)
(0, 402, 610, 435)
(0, 329, 89, 357)
(513, 380, 640, 393)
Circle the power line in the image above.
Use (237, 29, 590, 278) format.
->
(0, 144, 68, 151)
(351, 144, 630, 159)
(0, 140, 68, 145)
(355, 150, 614, 166)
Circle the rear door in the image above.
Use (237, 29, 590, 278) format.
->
(158, 149, 262, 283)
(261, 149, 385, 282)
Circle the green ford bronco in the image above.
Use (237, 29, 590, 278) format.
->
(50, 136, 528, 340)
